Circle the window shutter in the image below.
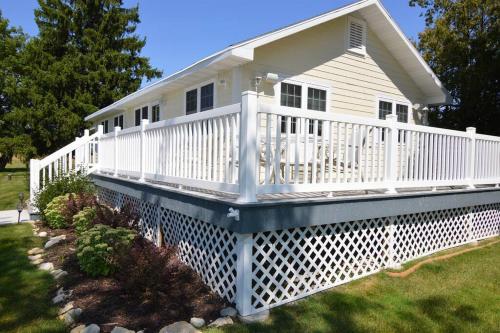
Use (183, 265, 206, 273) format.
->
(348, 17, 366, 55)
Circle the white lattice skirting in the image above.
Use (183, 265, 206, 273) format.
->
(97, 186, 499, 315)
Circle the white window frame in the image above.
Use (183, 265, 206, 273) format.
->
(151, 103, 161, 122)
(112, 113, 124, 130)
(346, 16, 367, 56)
(375, 95, 411, 123)
(273, 77, 332, 135)
(184, 78, 217, 115)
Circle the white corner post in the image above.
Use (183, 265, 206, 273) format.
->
(466, 127, 476, 189)
(235, 233, 253, 316)
(113, 126, 121, 177)
(139, 119, 149, 182)
(83, 129, 90, 167)
(237, 91, 258, 203)
(96, 125, 104, 173)
(385, 114, 398, 194)
(29, 159, 40, 206)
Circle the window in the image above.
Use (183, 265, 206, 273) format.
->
(396, 104, 409, 123)
(135, 109, 141, 126)
(200, 83, 214, 111)
(113, 115, 123, 129)
(152, 104, 160, 122)
(280, 82, 302, 108)
(307, 87, 327, 111)
(347, 17, 366, 55)
(142, 106, 148, 121)
(186, 89, 197, 115)
(378, 101, 393, 120)
(280, 83, 302, 134)
(101, 120, 109, 134)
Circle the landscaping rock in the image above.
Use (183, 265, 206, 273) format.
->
(28, 247, 44, 255)
(111, 326, 135, 333)
(38, 231, 48, 237)
(60, 307, 82, 325)
(39, 262, 54, 271)
(81, 324, 101, 333)
(44, 235, 66, 249)
(31, 258, 44, 265)
(58, 301, 74, 316)
(189, 317, 205, 328)
(52, 287, 72, 304)
(51, 269, 68, 280)
(220, 306, 237, 317)
(28, 254, 43, 261)
(158, 321, 200, 333)
(238, 309, 270, 323)
(208, 317, 233, 327)
(70, 324, 86, 333)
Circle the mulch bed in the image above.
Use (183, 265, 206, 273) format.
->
(36, 222, 227, 332)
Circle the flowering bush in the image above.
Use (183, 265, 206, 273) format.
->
(44, 194, 72, 229)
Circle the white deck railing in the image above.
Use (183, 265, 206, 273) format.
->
(30, 91, 500, 203)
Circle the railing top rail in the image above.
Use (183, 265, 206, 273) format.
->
(145, 103, 241, 131)
(476, 133, 500, 142)
(39, 131, 99, 166)
(117, 126, 141, 136)
(394, 122, 469, 138)
(258, 104, 391, 128)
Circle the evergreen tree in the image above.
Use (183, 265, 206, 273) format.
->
(410, 0, 500, 135)
(10, 0, 162, 156)
(0, 11, 33, 170)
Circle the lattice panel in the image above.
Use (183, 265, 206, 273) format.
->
(392, 207, 470, 263)
(251, 218, 390, 310)
(97, 187, 119, 207)
(471, 203, 500, 240)
(139, 201, 159, 243)
(159, 207, 238, 302)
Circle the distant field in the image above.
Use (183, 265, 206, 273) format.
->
(0, 158, 29, 211)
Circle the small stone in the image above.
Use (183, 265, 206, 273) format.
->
(58, 301, 74, 316)
(44, 238, 63, 249)
(51, 234, 67, 241)
(39, 262, 54, 271)
(159, 321, 200, 333)
(208, 317, 233, 327)
(111, 327, 135, 333)
(51, 269, 68, 280)
(82, 324, 100, 333)
(238, 309, 270, 323)
(31, 258, 44, 265)
(220, 306, 237, 317)
(52, 294, 65, 304)
(60, 308, 82, 325)
(38, 231, 48, 237)
(28, 254, 43, 261)
(190, 317, 205, 328)
(70, 324, 86, 333)
(28, 247, 44, 255)
(52, 287, 72, 304)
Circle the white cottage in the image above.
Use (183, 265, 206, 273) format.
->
(31, 0, 500, 318)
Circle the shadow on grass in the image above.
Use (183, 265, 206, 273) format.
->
(0, 225, 65, 333)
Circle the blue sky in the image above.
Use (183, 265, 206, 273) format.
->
(0, 0, 425, 84)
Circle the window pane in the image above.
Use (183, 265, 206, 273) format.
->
(186, 89, 197, 114)
(378, 101, 392, 120)
(119, 115, 123, 128)
(281, 117, 298, 134)
(307, 87, 327, 111)
(114, 116, 118, 127)
(142, 106, 148, 120)
(200, 83, 214, 111)
(152, 105, 160, 122)
(396, 104, 408, 123)
(135, 109, 140, 126)
(280, 83, 302, 108)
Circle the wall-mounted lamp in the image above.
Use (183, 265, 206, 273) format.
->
(265, 72, 280, 83)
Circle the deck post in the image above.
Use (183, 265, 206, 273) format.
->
(139, 119, 149, 182)
(29, 159, 40, 206)
(83, 129, 90, 169)
(235, 233, 253, 316)
(113, 126, 121, 177)
(96, 125, 104, 173)
(237, 91, 258, 203)
(466, 127, 476, 189)
(385, 114, 398, 194)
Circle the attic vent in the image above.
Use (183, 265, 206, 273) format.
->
(347, 17, 366, 55)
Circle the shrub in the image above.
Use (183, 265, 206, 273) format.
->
(44, 194, 72, 229)
(35, 172, 95, 215)
(73, 206, 97, 235)
(93, 203, 140, 231)
(64, 192, 97, 224)
(76, 224, 136, 277)
(117, 238, 204, 306)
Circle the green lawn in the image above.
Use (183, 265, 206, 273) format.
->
(207, 239, 500, 333)
(0, 224, 66, 333)
(0, 159, 29, 210)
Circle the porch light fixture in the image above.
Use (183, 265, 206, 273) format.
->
(265, 72, 280, 83)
